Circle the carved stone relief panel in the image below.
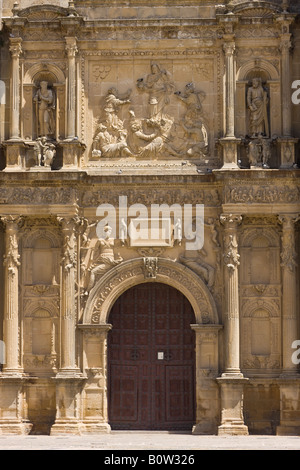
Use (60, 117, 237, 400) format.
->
(82, 54, 220, 169)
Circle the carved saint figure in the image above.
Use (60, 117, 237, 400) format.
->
(33, 81, 55, 138)
(175, 82, 205, 122)
(87, 225, 123, 292)
(103, 87, 131, 133)
(137, 62, 175, 123)
(247, 77, 269, 137)
(175, 83, 208, 157)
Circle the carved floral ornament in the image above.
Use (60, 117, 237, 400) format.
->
(82, 257, 219, 326)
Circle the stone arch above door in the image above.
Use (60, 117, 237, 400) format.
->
(82, 257, 219, 326)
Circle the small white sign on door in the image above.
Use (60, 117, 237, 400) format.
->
(157, 352, 164, 360)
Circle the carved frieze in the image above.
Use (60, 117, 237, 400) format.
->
(81, 187, 220, 207)
(225, 184, 300, 204)
(0, 187, 75, 205)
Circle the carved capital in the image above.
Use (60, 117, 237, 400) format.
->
(223, 41, 235, 57)
(279, 35, 292, 54)
(220, 213, 242, 230)
(65, 37, 78, 58)
(9, 38, 22, 58)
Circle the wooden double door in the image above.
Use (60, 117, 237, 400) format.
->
(107, 283, 196, 430)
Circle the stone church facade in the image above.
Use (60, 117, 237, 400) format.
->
(0, 0, 299, 435)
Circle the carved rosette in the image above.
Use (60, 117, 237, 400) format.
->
(220, 214, 242, 271)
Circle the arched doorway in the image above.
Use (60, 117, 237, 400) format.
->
(107, 282, 196, 430)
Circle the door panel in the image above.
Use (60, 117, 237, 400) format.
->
(108, 283, 195, 430)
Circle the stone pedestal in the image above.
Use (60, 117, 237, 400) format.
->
(50, 376, 86, 435)
(278, 138, 298, 169)
(59, 141, 85, 170)
(276, 379, 300, 435)
(191, 324, 222, 435)
(217, 376, 249, 435)
(80, 325, 112, 434)
(0, 377, 31, 435)
(3, 141, 25, 171)
(219, 138, 241, 170)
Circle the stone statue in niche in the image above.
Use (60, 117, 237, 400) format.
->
(33, 81, 55, 139)
(85, 225, 123, 293)
(33, 137, 56, 168)
(247, 77, 269, 138)
(174, 82, 208, 157)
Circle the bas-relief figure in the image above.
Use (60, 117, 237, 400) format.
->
(136, 61, 175, 125)
(91, 64, 208, 161)
(85, 225, 123, 293)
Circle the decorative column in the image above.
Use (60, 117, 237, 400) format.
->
(9, 37, 22, 141)
(4, 38, 25, 171)
(217, 213, 248, 435)
(51, 215, 84, 436)
(278, 214, 300, 375)
(276, 214, 300, 435)
(191, 324, 222, 435)
(220, 34, 241, 169)
(60, 37, 85, 169)
(277, 15, 298, 167)
(79, 324, 112, 434)
(0, 216, 29, 435)
(1, 216, 22, 375)
(65, 37, 77, 141)
(57, 216, 80, 375)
